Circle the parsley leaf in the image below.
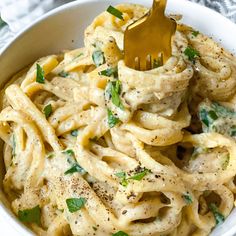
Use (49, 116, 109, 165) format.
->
(43, 104, 52, 119)
(99, 67, 118, 78)
(62, 149, 75, 156)
(184, 46, 200, 62)
(18, 205, 41, 226)
(107, 109, 120, 128)
(112, 231, 129, 236)
(199, 108, 218, 127)
(66, 198, 86, 213)
(183, 193, 193, 204)
(209, 203, 225, 225)
(71, 130, 78, 137)
(192, 30, 199, 37)
(92, 50, 105, 67)
(115, 172, 128, 187)
(36, 64, 45, 83)
(106, 6, 124, 20)
(58, 71, 69, 78)
(65, 163, 86, 175)
(111, 80, 123, 109)
(129, 168, 150, 181)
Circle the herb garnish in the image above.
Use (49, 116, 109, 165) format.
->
(115, 168, 151, 187)
(18, 205, 41, 225)
(71, 130, 79, 137)
(112, 231, 129, 236)
(129, 168, 151, 181)
(66, 198, 86, 213)
(106, 6, 124, 20)
(107, 109, 120, 128)
(43, 104, 52, 119)
(99, 67, 118, 78)
(199, 108, 218, 127)
(65, 163, 86, 175)
(115, 172, 128, 187)
(111, 80, 123, 109)
(62, 149, 75, 156)
(36, 64, 45, 84)
(183, 193, 193, 204)
(209, 203, 225, 225)
(184, 46, 200, 63)
(92, 50, 105, 67)
(192, 30, 199, 37)
(58, 71, 69, 78)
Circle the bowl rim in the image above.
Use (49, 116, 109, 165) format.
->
(1, 0, 236, 235)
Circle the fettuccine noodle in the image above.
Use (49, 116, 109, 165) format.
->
(1, 4, 236, 236)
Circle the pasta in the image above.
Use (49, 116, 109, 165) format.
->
(1, 3, 236, 236)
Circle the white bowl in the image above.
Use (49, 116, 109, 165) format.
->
(1, 0, 236, 235)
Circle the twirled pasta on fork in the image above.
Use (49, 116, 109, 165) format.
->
(1, 4, 236, 236)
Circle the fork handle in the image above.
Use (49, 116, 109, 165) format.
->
(152, 0, 167, 15)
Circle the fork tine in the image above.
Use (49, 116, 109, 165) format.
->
(135, 57, 140, 70)
(146, 55, 152, 70)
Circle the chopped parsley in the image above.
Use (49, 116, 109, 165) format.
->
(66, 197, 86, 213)
(183, 193, 193, 204)
(112, 231, 129, 236)
(18, 205, 41, 226)
(184, 46, 200, 63)
(192, 30, 199, 37)
(58, 71, 69, 78)
(115, 172, 128, 187)
(92, 50, 105, 67)
(111, 80, 123, 109)
(92, 226, 98, 231)
(106, 6, 124, 20)
(43, 104, 52, 119)
(106, 80, 124, 109)
(36, 64, 45, 83)
(115, 168, 151, 187)
(71, 130, 79, 137)
(199, 108, 218, 127)
(62, 149, 75, 156)
(129, 168, 150, 181)
(65, 163, 86, 175)
(209, 203, 225, 225)
(99, 67, 118, 78)
(107, 109, 120, 128)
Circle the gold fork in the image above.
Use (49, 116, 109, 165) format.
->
(124, 0, 177, 71)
